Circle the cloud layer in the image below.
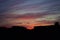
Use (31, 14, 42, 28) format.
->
(0, 0, 60, 29)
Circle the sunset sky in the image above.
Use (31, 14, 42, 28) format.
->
(0, 0, 60, 29)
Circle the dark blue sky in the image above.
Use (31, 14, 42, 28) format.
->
(0, 0, 60, 14)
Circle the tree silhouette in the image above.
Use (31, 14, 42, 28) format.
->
(54, 22, 60, 26)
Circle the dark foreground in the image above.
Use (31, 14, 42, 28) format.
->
(0, 22, 60, 32)
(0, 22, 60, 39)
(0, 24, 60, 32)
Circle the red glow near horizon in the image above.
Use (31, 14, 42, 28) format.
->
(2, 22, 53, 30)
(0, 18, 54, 30)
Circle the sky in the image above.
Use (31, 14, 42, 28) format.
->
(0, 0, 60, 29)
